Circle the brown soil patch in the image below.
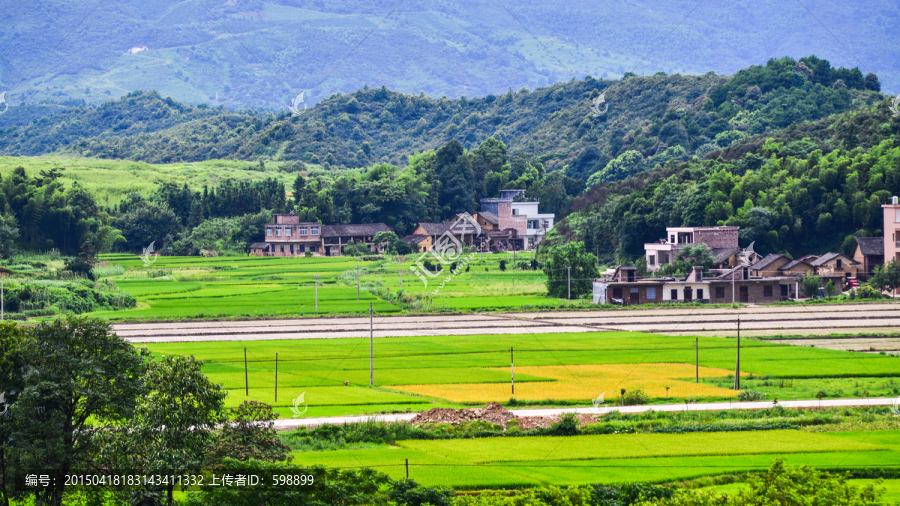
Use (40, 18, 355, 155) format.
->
(408, 403, 596, 431)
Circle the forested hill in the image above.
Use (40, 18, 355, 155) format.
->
(549, 95, 900, 264)
(0, 57, 885, 186)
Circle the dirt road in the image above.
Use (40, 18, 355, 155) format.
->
(113, 302, 900, 343)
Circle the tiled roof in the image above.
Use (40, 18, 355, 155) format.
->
(781, 258, 813, 270)
(712, 247, 741, 264)
(750, 253, 786, 271)
(249, 242, 270, 249)
(855, 237, 884, 256)
(809, 252, 850, 267)
(322, 223, 392, 237)
(478, 211, 500, 225)
(401, 234, 429, 244)
(416, 222, 452, 235)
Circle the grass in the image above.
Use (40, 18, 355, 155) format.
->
(288, 430, 900, 489)
(141, 331, 900, 418)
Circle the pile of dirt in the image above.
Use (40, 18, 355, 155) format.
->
(409, 402, 517, 427)
(409, 403, 596, 431)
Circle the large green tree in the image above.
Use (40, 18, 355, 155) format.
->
(7, 317, 145, 506)
(541, 242, 599, 299)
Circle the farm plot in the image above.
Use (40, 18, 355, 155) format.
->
(141, 331, 900, 418)
(291, 430, 900, 489)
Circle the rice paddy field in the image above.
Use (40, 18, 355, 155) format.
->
(141, 331, 900, 419)
(287, 430, 900, 488)
(90, 251, 587, 321)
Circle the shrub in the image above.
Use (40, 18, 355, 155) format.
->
(737, 390, 768, 401)
(623, 388, 650, 406)
(546, 412, 579, 436)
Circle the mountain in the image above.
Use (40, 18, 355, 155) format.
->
(548, 94, 900, 264)
(0, 56, 886, 185)
(0, 0, 898, 119)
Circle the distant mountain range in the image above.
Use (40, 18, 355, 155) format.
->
(0, 56, 887, 187)
(0, 0, 898, 123)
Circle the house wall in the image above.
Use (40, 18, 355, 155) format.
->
(644, 244, 675, 272)
(709, 280, 786, 303)
(815, 256, 857, 279)
(782, 263, 814, 276)
(853, 248, 883, 281)
(753, 256, 789, 277)
(694, 228, 739, 248)
(662, 283, 710, 302)
(606, 283, 664, 305)
(885, 204, 900, 264)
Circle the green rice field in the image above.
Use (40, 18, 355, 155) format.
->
(289, 430, 900, 488)
(142, 331, 900, 418)
(91, 252, 586, 321)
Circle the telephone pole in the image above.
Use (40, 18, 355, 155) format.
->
(734, 316, 741, 390)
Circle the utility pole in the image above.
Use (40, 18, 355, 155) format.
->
(405, 459, 409, 479)
(510, 347, 515, 395)
(369, 303, 374, 387)
(244, 347, 249, 396)
(275, 352, 278, 403)
(732, 268, 736, 309)
(695, 338, 698, 383)
(734, 317, 741, 390)
(315, 275, 318, 312)
(356, 265, 360, 300)
(567, 266, 571, 302)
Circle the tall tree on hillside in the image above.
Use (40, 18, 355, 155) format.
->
(435, 140, 475, 217)
(470, 137, 508, 200)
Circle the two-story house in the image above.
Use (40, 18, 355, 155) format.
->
(479, 189, 554, 250)
(644, 226, 748, 273)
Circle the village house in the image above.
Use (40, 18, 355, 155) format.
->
(644, 226, 758, 273)
(809, 252, 857, 280)
(479, 189, 553, 250)
(780, 256, 816, 276)
(749, 254, 790, 277)
(250, 213, 392, 257)
(851, 237, 884, 281)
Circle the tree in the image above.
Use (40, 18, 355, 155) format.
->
(112, 355, 225, 506)
(204, 401, 291, 467)
(825, 279, 835, 298)
(801, 273, 823, 298)
(0, 322, 26, 506)
(115, 201, 180, 252)
(8, 317, 145, 506)
(657, 244, 715, 277)
(870, 259, 900, 294)
(541, 242, 599, 299)
(634, 459, 884, 505)
(436, 140, 475, 218)
(343, 240, 372, 257)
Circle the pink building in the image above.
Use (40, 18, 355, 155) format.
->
(644, 226, 743, 273)
(882, 196, 900, 264)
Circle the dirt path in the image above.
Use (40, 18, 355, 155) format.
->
(113, 302, 900, 343)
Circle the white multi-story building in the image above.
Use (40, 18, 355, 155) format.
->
(479, 189, 554, 250)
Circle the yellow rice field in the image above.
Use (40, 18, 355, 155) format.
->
(391, 363, 742, 403)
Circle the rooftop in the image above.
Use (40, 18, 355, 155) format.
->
(322, 223, 392, 237)
(855, 237, 884, 256)
(750, 253, 786, 271)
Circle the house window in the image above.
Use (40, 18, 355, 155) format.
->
(612, 287, 623, 298)
(661, 253, 669, 264)
(285, 228, 291, 236)
(697, 289, 704, 300)
(836, 259, 842, 269)
(310, 246, 317, 252)
(716, 287, 724, 298)
(290, 244, 294, 253)
(266, 228, 272, 236)
(512, 209, 519, 215)
(670, 289, 677, 300)
(527, 221, 533, 229)
(670, 235, 675, 243)
(276, 228, 282, 236)
(299, 245, 305, 252)
(742, 267, 749, 280)
(312, 227, 319, 235)
(280, 245, 284, 252)
(630, 287, 639, 293)
(299, 228, 308, 236)
(764, 285, 773, 297)
(649, 255, 656, 265)
(647, 287, 657, 300)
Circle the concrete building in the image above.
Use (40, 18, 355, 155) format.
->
(251, 213, 392, 257)
(883, 196, 900, 265)
(644, 226, 751, 273)
(479, 189, 553, 250)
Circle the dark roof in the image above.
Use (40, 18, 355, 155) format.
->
(712, 247, 741, 264)
(751, 253, 786, 271)
(478, 211, 500, 225)
(781, 258, 813, 270)
(249, 242, 270, 249)
(416, 222, 452, 236)
(322, 223, 392, 237)
(855, 237, 884, 256)
(401, 234, 429, 244)
(809, 252, 852, 267)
